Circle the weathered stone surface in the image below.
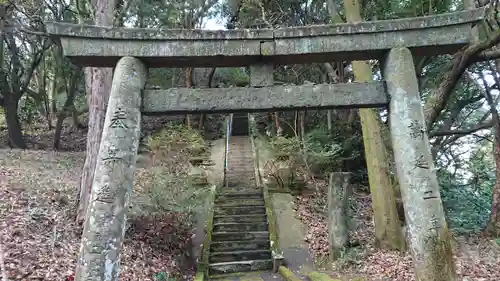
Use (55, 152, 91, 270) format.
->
(327, 172, 350, 261)
(274, 8, 483, 37)
(141, 82, 388, 114)
(383, 47, 456, 281)
(273, 24, 473, 63)
(209, 249, 272, 263)
(45, 23, 273, 39)
(216, 192, 263, 200)
(75, 57, 147, 281)
(213, 222, 268, 232)
(210, 240, 270, 252)
(211, 231, 269, 242)
(250, 63, 274, 87)
(45, 8, 484, 67)
(214, 206, 266, 216)
(214, 214, 267, 224)
(208, 259, 273, 275)
(215, 198, 265, 206)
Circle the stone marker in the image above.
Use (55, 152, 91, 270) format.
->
(327, 172, 351, 260)
(75, 57, 147, 281)
(384, 47, 456, 281)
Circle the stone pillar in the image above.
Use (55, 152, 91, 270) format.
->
(327, 172, 350, 261)
(75, 57, 147, 281)
(383, 48, 456, 281)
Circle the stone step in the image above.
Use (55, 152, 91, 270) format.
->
(212, 231, 269, 242)
(215, 199, 265, 207)
(226, 170, 253, 173)
(210, 239, 270, 252)
(216, 192, 263, 200)
(214, 206, 266, 216)
(208, 272, 252, 280)
(208, 259, 273, 275)
(219, 186, 258, 191)
(209, 249, 272, 263)
(213, 214, 267, 224)
(218, 186, 259, 192)
(213, 222, 268, 232)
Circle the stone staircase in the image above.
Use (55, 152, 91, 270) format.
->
(208, 136, 273, 278)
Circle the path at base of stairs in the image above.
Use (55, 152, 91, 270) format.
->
(271, 193, 314, 280)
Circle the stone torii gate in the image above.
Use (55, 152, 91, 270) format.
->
(46, 8, 484, 281)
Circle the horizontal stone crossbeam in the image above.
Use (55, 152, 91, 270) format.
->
(141, 82, 387, 114)
(45, 8, 485, 67)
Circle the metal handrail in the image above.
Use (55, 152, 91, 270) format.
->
(223, 113, 234, 188)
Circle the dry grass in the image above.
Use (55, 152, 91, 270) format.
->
(0, 147, 202, 281)
(295, 182, 500, 281)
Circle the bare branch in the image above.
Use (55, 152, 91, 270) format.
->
(430, 120, 494, 137)
(423, 28, 500, 131)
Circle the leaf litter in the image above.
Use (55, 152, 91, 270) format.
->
(294, 181, 500, 281)
(0, 149, 198, 281)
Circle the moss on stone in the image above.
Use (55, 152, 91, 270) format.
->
(278, 266, 302, 281)
(306, 271, 341, 281)
(193, 270, 205, 281)
(417, 225, 457, 280)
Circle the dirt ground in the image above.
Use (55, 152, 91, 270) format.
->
(0, 148, 198, 281)
(1, 118, 499, 281)
(295, 182, 500, 281)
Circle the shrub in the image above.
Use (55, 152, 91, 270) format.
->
(438, 169, 492, 234)
(146, 124, 208, 157)
(303, 127, 342, 175)
(132, 167, 211, 225)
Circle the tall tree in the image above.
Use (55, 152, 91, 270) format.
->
(0, 2, 50, 148)
(479, 62, 500, 236)
(342, 0, 404, 251)
(76, 0, 116, 223)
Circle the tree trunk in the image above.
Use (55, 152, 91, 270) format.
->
(54, 73, 79, 150)
(77, 67, 113, 223)
(300, 110, 306, 142)
(4, 95, 26, 149)
(76, 0, 116, 223)
(275, 112, 282, 136)
(0, 6, 24, 149)
(343, 0, 404, 251)
(185, 67, 193, 129)
(327, 110, 333, 131)
(384, 47, 456, 281)
(486, 119, 500, 236)
(294, 111, 300, 139)
(483, 63, 500, 236)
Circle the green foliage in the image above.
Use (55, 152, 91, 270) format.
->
(133, 124, 211, 225)
(439, 169, 492, 234)
(303, 127, 343, 175)
(146, 124, 209, 156)
(267, 127, 343, 177)
(132, 167, 211, 224)
(153, 271, 179, 281)
(268, 135, 301, 156)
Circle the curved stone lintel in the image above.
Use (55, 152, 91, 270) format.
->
(46, 8, 485, 67)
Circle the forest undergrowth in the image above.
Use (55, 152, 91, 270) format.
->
(0, 121, 210, 281)
(267, 127, 500, 281)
